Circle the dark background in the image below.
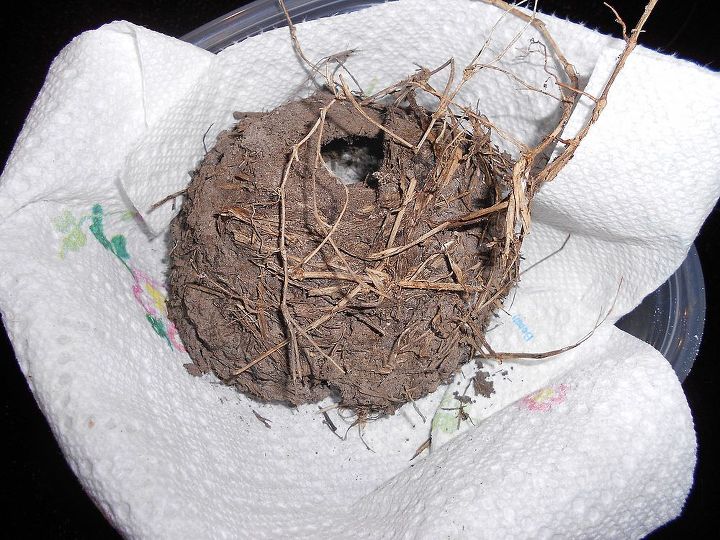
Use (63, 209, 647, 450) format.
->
(1, 1, 717, 537)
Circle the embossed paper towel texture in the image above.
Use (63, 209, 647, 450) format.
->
(0, 0, 717, 538)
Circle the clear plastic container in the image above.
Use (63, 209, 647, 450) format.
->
(615, 245, 705, 382)
(181, 0, 705, 382)
(182, 1, 382, 51)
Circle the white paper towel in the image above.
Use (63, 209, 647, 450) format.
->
(0, 0, 717, 537)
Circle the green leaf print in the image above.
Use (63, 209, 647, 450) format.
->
(53, 210, 87, 258)
(61, 227, 87, 256)
(88, 204, 111, 250)
(146, 314, 172, 348)
(111, 234, 130, 260)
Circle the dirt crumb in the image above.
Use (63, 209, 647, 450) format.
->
(472, 367, 495, 398)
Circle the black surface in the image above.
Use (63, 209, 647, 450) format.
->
(1, 1, 717, 538)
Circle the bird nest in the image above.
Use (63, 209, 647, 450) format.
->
(166, 0, 650, 416)
(168, 88, 518, 414)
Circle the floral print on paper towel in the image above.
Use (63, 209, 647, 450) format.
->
(520, 384, 568, 412)
(432, 391, 476, 435)
(52, 204, 184, 351)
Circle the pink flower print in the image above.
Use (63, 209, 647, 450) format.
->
(54, 203, 186, 352)
(132, 268, 167, 318)
(131, 267, 185, 352)
(166, 318, 186, 352)
(520, 384, 568, 412)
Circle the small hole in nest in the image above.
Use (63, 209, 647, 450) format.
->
(321, 135, 383, 186)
